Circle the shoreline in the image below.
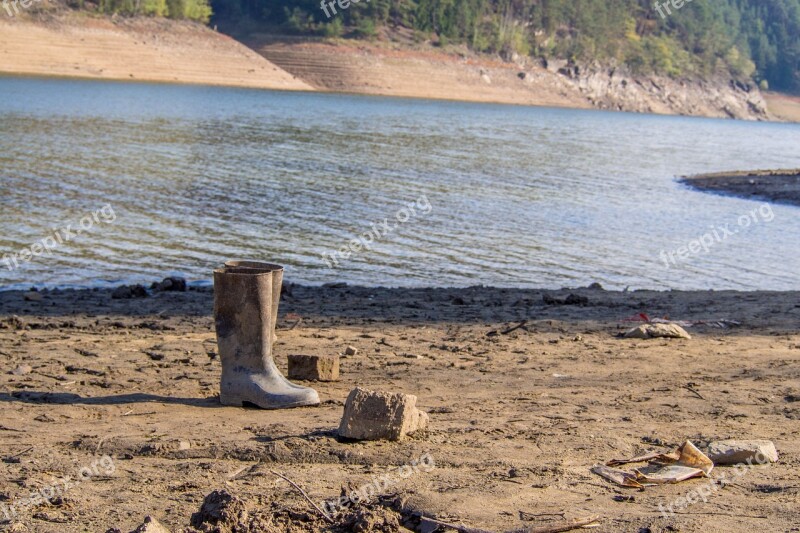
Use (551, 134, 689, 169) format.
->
(682, 169, 800, 207)
(0, 284, 798, 531)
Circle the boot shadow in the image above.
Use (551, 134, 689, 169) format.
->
(0, 391, 223, 408)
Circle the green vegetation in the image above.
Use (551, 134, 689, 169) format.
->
(210, 0, 800, 92)
(68, 0, 212, 22)
(68, 0, 799, 92)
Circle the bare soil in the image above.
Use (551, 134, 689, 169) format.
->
(0, 15, 312, 91)
(1, 284, 799, 532)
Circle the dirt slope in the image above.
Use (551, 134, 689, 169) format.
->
(0, 16, 313, 91)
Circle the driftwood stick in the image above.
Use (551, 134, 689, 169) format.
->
(270, 470, 335, 524)
(420, 516, 496, 533)
(507, 515, 601, 533)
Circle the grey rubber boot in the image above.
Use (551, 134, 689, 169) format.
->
(214, 261, 320, 409)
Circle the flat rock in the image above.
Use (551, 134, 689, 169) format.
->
(11, 364, 32, 376)
(624, 323, 691, 339)
(707, 440, 778, 465)
(338, 387, 429, 441)
(287, 354, 340, 381)
(131, 516, 171, 533)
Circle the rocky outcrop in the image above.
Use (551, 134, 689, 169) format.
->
(555, 61, 769, 120)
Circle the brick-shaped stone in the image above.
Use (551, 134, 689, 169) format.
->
(338, 388, 429, 441)
(287, 354, 339, 382)
(707, 440, 778, 465)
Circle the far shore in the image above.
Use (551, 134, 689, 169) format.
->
(1, 15, 798, 122)
(682, 169, 800, 207)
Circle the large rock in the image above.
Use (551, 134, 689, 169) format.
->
(708, 440, 778, 465)
(287, 354, 340, 382)
(338, 388, 429, 441)
(624, 323, 691, 340)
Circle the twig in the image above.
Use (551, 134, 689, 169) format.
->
(501, 321, 529, 335)
(508, 515, 601, 533)
(270, 470, 334, 524)
(419, 516, 495, 533)
(683, 385, 705, 400)
(519, 511, 566, 521)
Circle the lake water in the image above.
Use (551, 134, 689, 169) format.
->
(1, 76, 798, 291)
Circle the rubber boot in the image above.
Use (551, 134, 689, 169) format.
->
(214, 261, 320, 409)
(224, 260, 283, 343)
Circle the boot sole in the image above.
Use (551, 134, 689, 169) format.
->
(220, 395, 320, 410)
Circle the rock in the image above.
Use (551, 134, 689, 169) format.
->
(624, 323, 692, 340)
(11, 364, 32, 376)
(23, 292, 43, 302)
(8, 524, 30, 533)
(112, 285, 148, 299)
(288, 354, 340, 382)
(543, 293, 588, 306)
(344, 346, 358, 356)
(707, 440, 779, 465)
(190, 490, 249, 533)
(338, 388, 429, 441)
(178, 440, 191, 451)
(131, 516, 171, 533)
(151, 277, 187, 292)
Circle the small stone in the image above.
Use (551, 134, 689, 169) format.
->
(178, 440, 191, 451)
(112, 285, 148, 299)
(11, 364, 32, 376)
(707, 440, 778, 465)
(624, 323, 691, 340)
(23, 292, 43, 302)
(338, 388, 429, 441)
(151, 277, 187, 292)
(131, 516, 171, 533)
(287, 354, 339, 382)
(344, 346, 358, 356)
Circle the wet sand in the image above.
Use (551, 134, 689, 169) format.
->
(1, 284, 798, 532)
(682, 170, 800, 207)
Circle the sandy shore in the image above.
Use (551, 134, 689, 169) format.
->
(764, 92, 800, 123)
(682, 170, 800, 207)
(1, 284, 798, 532)
(0, 16, 312, 91)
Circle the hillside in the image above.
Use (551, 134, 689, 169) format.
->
(0, 15, 312, 91)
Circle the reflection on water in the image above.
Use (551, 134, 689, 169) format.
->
(0, 77, 799, 290)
